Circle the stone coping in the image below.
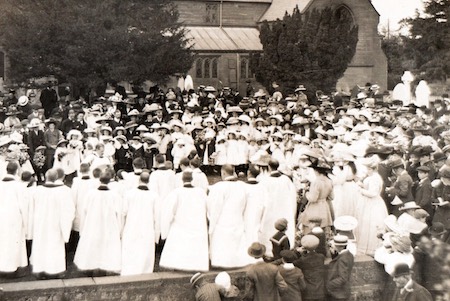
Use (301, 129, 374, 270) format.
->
(0, 254, 379, 293)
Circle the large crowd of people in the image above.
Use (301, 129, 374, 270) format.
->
(0, 81, 448, 300)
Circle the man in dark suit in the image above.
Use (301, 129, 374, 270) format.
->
(60, 109, 77, 136)
(386, 159, 414, 217)
(391, 263, 432, 301)
(293, 234, 326, 301)
(414, 166, 433, 218)
(326, 235, 354, 301)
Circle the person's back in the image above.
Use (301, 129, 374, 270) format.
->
(278, 250, 306, 301)
(246, 261, 287, 301)
(294, 251, 326, 300)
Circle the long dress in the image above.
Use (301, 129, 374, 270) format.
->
(160, 185, 209, 271)
(121, 186, 159, 276)
(299, 174, 333, 231)
(207, 179, 248, 268)
(331, 165, 360, 217)
(356, 172, 388, 255)
(74, 186, 124, 272)
(0, 177, 29, 272)
(29, 183, 75, 274)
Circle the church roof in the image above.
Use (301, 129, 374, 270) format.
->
(185, 26, 263, 51)
(259, 0, 312, 22)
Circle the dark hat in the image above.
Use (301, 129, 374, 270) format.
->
(280, 250, 297, 263)
(190, 272, 204, 287)
(428, 222, 446, 236)
(416, 165, 430, 173)
(392, 263, 411, 277)
(441, 167, 450, 178)
(248, 242, 266, 258)
(275, 218, 288, 231)
(365, 145, 394, 156)
(433, 152, 447, 162)
(419, 146, 433, 156)
(390, 158, 404, 169)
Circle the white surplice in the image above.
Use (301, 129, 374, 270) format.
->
(0, 177, 29, 272)
(121, 186, 159, 276)
(159, 185, 209, 271)
(207, 178, 248, 268)
(259, 172, 297, 256)
(29, 183, 75, 274)
(74, 186, 124, 272)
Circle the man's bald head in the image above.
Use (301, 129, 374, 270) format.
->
(45, 169, 58, 183)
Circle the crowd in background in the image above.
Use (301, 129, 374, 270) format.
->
(0, 81, 448, 300)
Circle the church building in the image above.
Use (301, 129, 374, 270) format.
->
(175, 0, 388, 94)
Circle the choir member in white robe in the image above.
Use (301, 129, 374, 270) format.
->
(74, 171, 124, 274)
(243, 165, 267, 264)
(122, 157, 146, 190)
(160, 171, 209, 271)
(121, 172, 160, 276)
(259, 159, 297, 256)
(0, 162, 29, 273)
(190, 158, 209, 192)
(29, 169, 75, 276)
(207, 164, 248, 268)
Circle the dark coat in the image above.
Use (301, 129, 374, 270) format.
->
(391, 281, 432, 301)
(414, 178, 433, 216)
(270, 231, 290, 261)
(432, 183, 450, 229)
(60, 118, 76, 135)
(27, 130, 46, 156)
(278, 264, 306, 301)
(293, 251, 326, 300)
(244, 261, 287, 301)
(326, 250, 354, 299)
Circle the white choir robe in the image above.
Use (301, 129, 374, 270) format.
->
(121, 186, 160, 276)
(259, 173, 297, 256)
(207, 179, 248, 268)
(71, 176, 97, 232)
(150, 168, 176, 239)
(0, 177, 29, 272)
(74, 186, 124, 272)
(243, 180, 268, 264)
(29, 184, 75, 274)
(159, 185, 209, 271)
(192, 168, 209, 192)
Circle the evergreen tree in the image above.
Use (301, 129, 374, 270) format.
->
(251, 7, 358, 95)
(401, 0, 450, 81)
(0, 0, 193, 92)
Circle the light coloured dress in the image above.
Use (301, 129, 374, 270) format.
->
(356, 172, 388, 255)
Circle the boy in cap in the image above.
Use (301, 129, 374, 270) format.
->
(391, 263, 432, 301)
(268, 218, 290, 261)
(278, 250, 306, 301)
(326, 235, 354, 301)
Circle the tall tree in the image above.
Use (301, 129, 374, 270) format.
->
(0, 0, 193, 91)
(401, 0, 450, 81)
(250, 7, 358, 95)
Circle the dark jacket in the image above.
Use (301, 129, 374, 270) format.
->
(27, 129, 46, 156)
(244, 261, 287, 301)
(391, 281, 433, 301)
(293, 251, 326, 300)
(326, 250, 354, 299)
(270, 231, 290, 261)
(278, 264, 306, 301)
(414, 178, 433, 216)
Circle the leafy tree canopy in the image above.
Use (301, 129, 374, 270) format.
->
(0, 0, 193, 89)
(250, 6, 358, 95)
(401, 0, 450, 81)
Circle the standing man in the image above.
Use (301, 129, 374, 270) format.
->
(326, 235, 355, 301)
(0, 162, 29, 276)
(386, 159, 414, 217)
(29, 169, 75, 279)
(390, 263, 432, 301)
(40, 83, 58, 118)
(243, 242, 287, 301)
(207, 164, 248, 268)
(259, 159, 297, 255)
(121, 172, 160, 275)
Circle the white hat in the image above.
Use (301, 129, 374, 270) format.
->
(215, 272, 231, 290)
(17, 95, 29, 107)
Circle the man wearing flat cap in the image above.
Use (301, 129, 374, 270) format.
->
(390, 263, 432, 301)
(293, 235, 326, 301)
(326, 235, 354, 301)
(414, 165, 433, 218)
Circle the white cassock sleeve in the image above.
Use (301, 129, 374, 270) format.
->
(153, 193, 161, 244)
(160, 191, 178, 240)
(60, 191, 75, 243)
(206, 185, 225, 235)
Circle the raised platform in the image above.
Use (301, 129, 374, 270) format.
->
(0, 255, 388, 301)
